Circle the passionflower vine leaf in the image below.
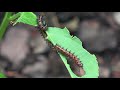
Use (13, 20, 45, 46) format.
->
(46, 27, 99, 78)
(13, 12, 99, 78)
(12, 12, 37, 26)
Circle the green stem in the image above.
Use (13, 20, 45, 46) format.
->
(0, 12, 13, 41)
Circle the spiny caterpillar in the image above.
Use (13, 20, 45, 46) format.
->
(54, 44, 83, 68)
(37, 15, 85, 76)
(54, 44, 85, 76)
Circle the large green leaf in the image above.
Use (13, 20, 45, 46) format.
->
(46, 27, 99, 78)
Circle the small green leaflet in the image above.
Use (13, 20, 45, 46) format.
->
(13, 12, 99, 78)
(12, 12, 38, 26)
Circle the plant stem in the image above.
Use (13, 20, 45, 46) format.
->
(0, 12, 13, 41)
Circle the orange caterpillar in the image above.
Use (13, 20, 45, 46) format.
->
(54, 44, 83, 68)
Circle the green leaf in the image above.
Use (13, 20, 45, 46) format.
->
(13, 12, 37, 26)
(46, 27, 99, 78)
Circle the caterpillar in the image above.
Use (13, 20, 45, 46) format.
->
(54, 44, 83, 68)
(54, 44, 85, 76)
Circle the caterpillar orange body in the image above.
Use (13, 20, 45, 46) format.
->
(54, 44, 83, 68)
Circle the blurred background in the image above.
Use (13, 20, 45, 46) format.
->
(0, 12, 120, 78)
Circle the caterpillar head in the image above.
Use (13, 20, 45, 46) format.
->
(37, 15, 48, 31)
